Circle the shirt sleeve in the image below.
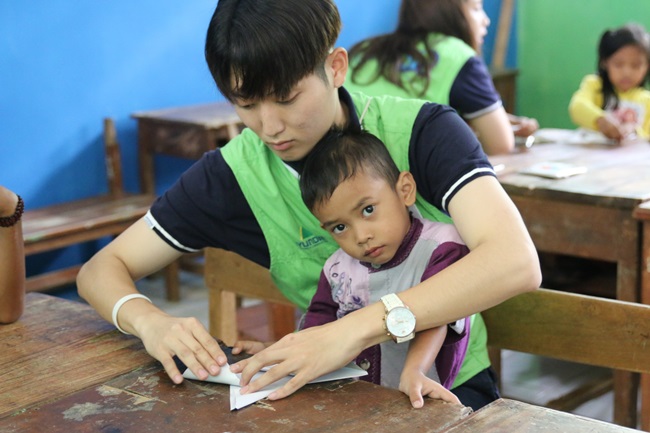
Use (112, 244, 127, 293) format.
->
(148, 149, 271, 268)
(302, 271, 339, 329)
(409, 103, 495, 213)
(449, 57, 502, 119)
(568, 75, 605, 130)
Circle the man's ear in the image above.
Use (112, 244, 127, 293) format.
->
(328, 47, 348, 89)
(397, 171, 417, 207)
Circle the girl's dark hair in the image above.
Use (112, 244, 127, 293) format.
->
(205, 0, 341, 102)
(598, 23, 650, 109)
(348, 0, 473, 97)
(300, 128, 400, 212)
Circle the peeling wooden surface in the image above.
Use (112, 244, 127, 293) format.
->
(0, 365, 471, 433)
(0, 293, 154, 418)
(445, 399, 638, 433)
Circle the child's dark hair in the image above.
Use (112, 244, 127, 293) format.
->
(300, 128, 401, 212)
(598, 23, 650, 109)
(348, 0, 474, 97)
(205, 0, 341, 103)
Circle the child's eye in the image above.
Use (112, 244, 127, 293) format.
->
(332, 224, 346, 235)
(362, 205, 375, 217)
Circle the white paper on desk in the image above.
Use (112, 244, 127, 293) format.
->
(183, 362, 367, 410)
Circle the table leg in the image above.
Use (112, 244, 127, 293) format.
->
(641, 220, 650, 432)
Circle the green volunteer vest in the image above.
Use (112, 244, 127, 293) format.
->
(221, 91, 488, 387)
(346, 34, 476, 105)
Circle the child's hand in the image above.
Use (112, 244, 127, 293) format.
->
(232, 340, 272, 356)
(399, 369, 461, 408)
(596, 114, 627, 141)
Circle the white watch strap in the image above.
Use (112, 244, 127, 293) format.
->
(381, 293, 405, 311)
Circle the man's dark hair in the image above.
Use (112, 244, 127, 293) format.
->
(300, 128, 401, 212)
(205, 0, 341, 102)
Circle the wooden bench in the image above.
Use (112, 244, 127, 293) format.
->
(483, 288, 650, 430)
(22, 119, 157, 294)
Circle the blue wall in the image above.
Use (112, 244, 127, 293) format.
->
(0, 0, 510, 278)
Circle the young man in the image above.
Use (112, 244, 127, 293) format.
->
(78, 0, 540, 409)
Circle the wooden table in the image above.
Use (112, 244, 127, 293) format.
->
(131, 102, 244, 300)
(0, 293, 471, 432)
(445, 399, 639, 433)
(489, 134, 650, 428)
(1, 294, 637, 432)
(131, 102, 243, 195)
(634, 200, 650, 431)
(0, 293, 154, 419)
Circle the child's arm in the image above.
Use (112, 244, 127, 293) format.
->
(399, 326, 461, 408)
(569, 76, 632, 141)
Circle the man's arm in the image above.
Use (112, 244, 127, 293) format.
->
(233, 175, 541, 399)
(468, 107, 514, 155)
(77, 218, 227, 383)
(0, 186, 25, 324)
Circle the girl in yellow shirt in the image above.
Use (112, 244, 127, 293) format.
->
(569, 23, 650, 141)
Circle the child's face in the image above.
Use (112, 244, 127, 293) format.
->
(313, 170, 415, 266)
(604, 44, 649, 93)
(463, 0, 490, 49)
(232, 50, 348, 162)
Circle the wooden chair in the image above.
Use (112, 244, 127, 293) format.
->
(205, 248, 296, 345)
(22, 118, 160, 295)
(483, 288, 650, 430)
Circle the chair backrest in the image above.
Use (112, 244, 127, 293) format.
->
(482, 288, 650, 374)
(103, 117, 124, 199)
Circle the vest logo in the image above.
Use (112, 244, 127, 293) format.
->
(297, 227, 326, 249)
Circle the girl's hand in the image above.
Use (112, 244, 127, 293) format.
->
(511, 116, 539, 137)
(596, 114, 627, 140)
(399, 369, 461, 408)
(136, 311, 227, 384)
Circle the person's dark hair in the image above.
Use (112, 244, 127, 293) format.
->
(348, 0, 474, 97)
(205, 0, 341, 102)
(598, 23, 650, 109)
(300, 128, 401, 212)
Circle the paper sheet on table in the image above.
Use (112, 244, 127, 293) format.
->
(183, 362, 367, 410)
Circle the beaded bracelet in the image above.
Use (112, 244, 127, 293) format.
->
(111, 294, 152, 335)
(0, 195, 24, 228)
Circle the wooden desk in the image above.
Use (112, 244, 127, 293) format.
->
(2, 295, 637, 432)
(0, 294, 471, 432)
(131, 102, 243, 195)
(446, 399, 638, 433)
(490, 135, 650, 428)
(0, 293, 154, 418)
(634, 200, 650, 431)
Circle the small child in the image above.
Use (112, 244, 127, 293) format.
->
(232, 128, 472, 408)
(299, 128, 470, 407)
(569, 23, 650, 141)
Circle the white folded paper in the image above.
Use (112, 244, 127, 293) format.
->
(183, 362, 367, 410)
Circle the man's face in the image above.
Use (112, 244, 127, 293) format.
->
(232, 72, 344, 161)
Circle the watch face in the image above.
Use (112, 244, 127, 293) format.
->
(385, 306, 416, 338)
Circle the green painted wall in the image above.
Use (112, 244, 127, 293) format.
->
(517, 0, 650, 128)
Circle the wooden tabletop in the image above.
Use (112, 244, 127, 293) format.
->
(490, 134, 650, 209)
(131, 102, 241, 129)
(0, 293, 154, 419)
(0, 294, 638, 432)
(445, 399, 638, 433)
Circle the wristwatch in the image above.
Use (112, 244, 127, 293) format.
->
(381, 293, 416, 343)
